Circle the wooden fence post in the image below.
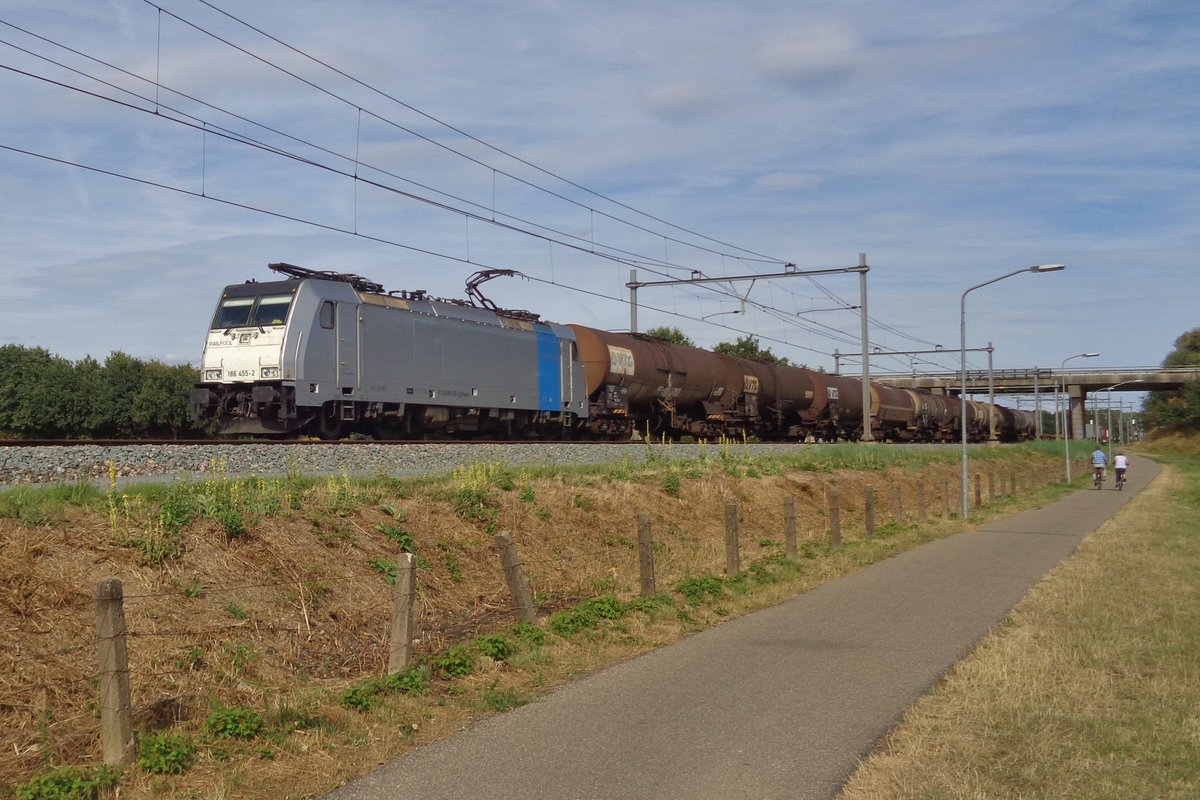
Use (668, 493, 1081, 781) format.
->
(95, 577, 135, 766)
(724, 503, 741, 577)
(917, 479, 927, 522)
(493, 532, 537, 624)
(1010, 473, 1017, 496)
(783, 498, 797, 560)
(974, 474, 983, 509)
(988, 472, 996, 503)
(637, 513, 656, 597)
(891, 485, 903, 523)
(827, 486, 842, 546)
(863, 485, 875, 538)
(387, 553, 417, 673)
(941, 475, 950, 518)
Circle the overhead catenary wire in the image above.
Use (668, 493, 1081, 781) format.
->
(0, 5, 953, 365)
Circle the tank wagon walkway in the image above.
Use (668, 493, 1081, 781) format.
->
(325, 456, 1159, 800)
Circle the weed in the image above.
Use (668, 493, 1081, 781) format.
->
(626, 594, 675, 614)
(519, 485, 536, 504)
(138, 732, 197, 774)
(675, 574, 725, 605)
(548, 595, 627, 637)
(376, 522, 415, 552)
(443, 553, 463, 582)
(368, 557, 397, 585)
(429, 645, 475, 678)
(121, 523, 185, 566)
(474, 634, 516, 662)
(313, 521, 355, 548)
(341, 667, 429, 712)
(182, 574, 204, 599)
(223, 603, 247, 620)
(511, 621, 546, 647)
(572, 493, 594, 512)
(380, 502, 406, 520)
(386, 666, 430, 695)
(535, 507, 551, 521)
(662, 471, 682, 497)
(173, 646, 205, 671)
(482, 684, 527, 712)
(205, 706, 264, 740)
(11, 764, 122, 799)
(748, 562, 780, 585)
(221, 642, 259, 676)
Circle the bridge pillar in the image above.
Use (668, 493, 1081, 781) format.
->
(1069, 384, 1086, 440)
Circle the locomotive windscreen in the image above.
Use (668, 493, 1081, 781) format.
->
(210, 294, 293, 329)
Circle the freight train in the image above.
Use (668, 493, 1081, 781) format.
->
(190, 263, 1037, 443)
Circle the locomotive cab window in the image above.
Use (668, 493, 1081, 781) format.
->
(319, 301, 335, 329)
(251, 294, 293, 327)
(212, 297, 254, 329)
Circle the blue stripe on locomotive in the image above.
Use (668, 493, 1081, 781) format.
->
(535, 325, 561, 411)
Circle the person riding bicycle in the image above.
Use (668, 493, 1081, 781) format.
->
(1113, 451, 1129, 484)
(1091, 447, 1108, 483)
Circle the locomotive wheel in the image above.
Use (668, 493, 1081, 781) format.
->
(317, 406, 345, 440)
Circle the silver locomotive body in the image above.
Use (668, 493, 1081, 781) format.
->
(191, 266, 587, 438)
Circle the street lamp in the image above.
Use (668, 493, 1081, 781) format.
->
(960, 264, 1065, 520)
(1061, 352, 1100, 482)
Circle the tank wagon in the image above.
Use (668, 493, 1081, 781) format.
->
(190, 264, 1037, 443)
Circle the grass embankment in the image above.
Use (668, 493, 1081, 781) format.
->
(839, 439, 1200, 800)
(2, 441, 1071, 800)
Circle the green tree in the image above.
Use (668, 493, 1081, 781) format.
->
(0, 345, 91, 437)
(132, 361, 203, 438)
(1144, 327, 1200, 432)
(713, 335, 791, 366)
(644, 326, 695, 347)
(92, 351, 146, 437)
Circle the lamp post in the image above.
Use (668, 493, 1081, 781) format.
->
(960, 264, 1065, 520)
(1099, 380, 1144, 460)
(1060, 352, 1100, 482)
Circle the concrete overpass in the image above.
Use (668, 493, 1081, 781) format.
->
(872, 366, 1200, 439)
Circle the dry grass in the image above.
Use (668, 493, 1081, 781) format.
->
(0, 447, 1069, 799)
(838, 448, 1200, 799)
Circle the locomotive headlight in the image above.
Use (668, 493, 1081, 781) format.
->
(204, 369, 222, 381)
(260, 367, 280, 379)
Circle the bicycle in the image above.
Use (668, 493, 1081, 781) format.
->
(1093, 466, 1105, 490)
(1115, 469, 1126, 491)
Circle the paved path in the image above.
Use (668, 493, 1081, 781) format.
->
(325, 456, 1158, 800)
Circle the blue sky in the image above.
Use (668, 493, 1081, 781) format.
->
(0, 0, 1196, 404)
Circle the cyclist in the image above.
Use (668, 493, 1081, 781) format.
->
(1113, 451, 1129, 488)
(1091, 447, 1108, 487)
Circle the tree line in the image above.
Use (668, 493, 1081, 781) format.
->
(1143, 327, 1200, 432)
(0, 345, 214, 439)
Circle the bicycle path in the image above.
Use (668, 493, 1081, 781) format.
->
(324, 456, 1158, 800)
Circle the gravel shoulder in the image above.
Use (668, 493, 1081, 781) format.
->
(0, 441, 829, 486)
